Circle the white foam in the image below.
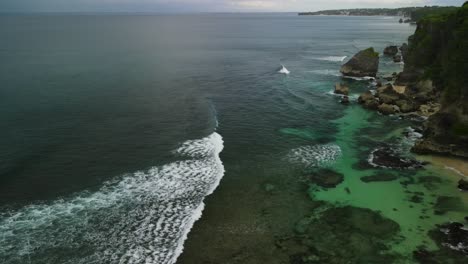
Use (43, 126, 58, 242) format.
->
(286, 144, 342, 167)
(342, 75, 375, 81)
(308, 69, 341, 77)
(278, 64, 290, 75)
(0, 132, 224, 264)
(314, 56, 347, 62)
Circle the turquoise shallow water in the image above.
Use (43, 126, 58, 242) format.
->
(0, 14, 466, 263)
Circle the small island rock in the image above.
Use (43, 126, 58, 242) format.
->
(340, 48, 379, 77)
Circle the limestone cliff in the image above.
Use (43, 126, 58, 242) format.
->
(405, 2, 468, 157)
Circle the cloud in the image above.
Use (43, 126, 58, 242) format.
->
(0, 0, 465, 12)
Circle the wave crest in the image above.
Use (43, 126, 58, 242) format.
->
(0, 132, 225, 264)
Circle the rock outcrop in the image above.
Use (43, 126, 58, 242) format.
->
(307, 169, 344, 188)
(399, 43, 409, 61)
(358, 91, 379, 110)
(383, 45, 398, 56)
(354, 4, 468, 158)
(334, 83, 349, 95)
(406, 4, 468, 158)
(393, 55, 402, 63)
(340, 48, 379, 77)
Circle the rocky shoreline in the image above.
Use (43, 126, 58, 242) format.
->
(334, 3, 468, 159)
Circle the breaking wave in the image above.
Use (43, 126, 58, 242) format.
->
(313, 56, 347, 62)
(308, 69, 341, 76)
(278, 64, 290, 75)
(286, 144, 342, 167)
(0, 132, 225, 264)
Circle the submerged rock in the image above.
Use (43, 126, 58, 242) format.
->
(307, 168, 344, 188)
(383, 45, 398, 56)
(376, 84, 402, 104)
(361, 174, 398, 183)
(334, 83, 349, 95)
(340, 48, 379, 77)
(434, 196, 464, 215)
(378, 103, 399, 115)
(393, 55, 402, 63)
(293, 206, 401, 263)
(369, 147, 424, 169)
(431, 222, 468, 255)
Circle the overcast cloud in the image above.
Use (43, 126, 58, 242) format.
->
(0, 0, 465, 13)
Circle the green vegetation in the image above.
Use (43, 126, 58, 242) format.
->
(410, 6, 459, 22)
(453, 122, 468, 136)
(404, 2, 468, 149)
(362, 47, 379, 58)
(299, 7, 421, 17)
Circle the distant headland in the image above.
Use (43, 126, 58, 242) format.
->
(298, 6, 459, 23)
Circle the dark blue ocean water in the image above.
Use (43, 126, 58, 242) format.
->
(0, 14, 417, 263)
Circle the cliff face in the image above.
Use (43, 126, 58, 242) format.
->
(407, 3, 468, 157)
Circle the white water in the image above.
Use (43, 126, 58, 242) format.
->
(278, 65, 290, 75)
(0, 132, 224, 264)
(313, 56, 347, 62)
(286, 144, 342, 167)
(308, 69, 341, 76)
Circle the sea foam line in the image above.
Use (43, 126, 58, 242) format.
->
(0, 132, 225, 264)
(312, 56, 347, 62)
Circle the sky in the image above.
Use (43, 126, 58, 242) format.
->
(0, 0, 465, 13)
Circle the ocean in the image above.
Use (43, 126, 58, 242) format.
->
(0, 13, 466, 263)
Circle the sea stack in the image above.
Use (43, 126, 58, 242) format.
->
(340, 48, 379, 77)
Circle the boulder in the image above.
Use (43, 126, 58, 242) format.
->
(340, 95, 350, 105)
(358, 91, 379, 110)
(376, 84, 401, 104)
(340, 48, 379, 77)
(394, 70, 421, 86)
(383, 45, 398, 56)
(458, 179, 468, 191)
(395, 99, 418, 113)
(378, 103, 398, 115)
(399, 18, 403, 23)
(334, 83, 349, 95)
(308, 168, 344, 188)
(393, 55, 402, 63)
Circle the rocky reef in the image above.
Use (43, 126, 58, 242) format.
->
(340, 48, 379, 77)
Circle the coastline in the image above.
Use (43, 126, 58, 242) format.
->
(417, 154, 468, 177)
(177, 8, 468, 263)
